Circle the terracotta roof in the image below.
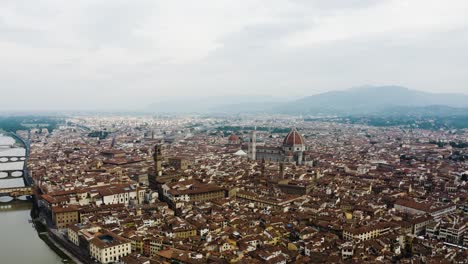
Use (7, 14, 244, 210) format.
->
(52, 204, 80, 213)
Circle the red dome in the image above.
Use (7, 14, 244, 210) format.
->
(228, 133, 239, 141)
(283, 128, 304, 146)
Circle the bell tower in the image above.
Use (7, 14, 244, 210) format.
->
(248, 129, 256, 160)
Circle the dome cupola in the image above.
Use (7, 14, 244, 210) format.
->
(283, 128, 306, 151)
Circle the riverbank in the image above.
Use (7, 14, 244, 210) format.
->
(34, 221, 77, 264)
(1, 132, 73, 263)
(30, 202, 81, 264)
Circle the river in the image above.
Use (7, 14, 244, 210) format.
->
(0, 201, 63, 264)
(0, 134, 67, 263)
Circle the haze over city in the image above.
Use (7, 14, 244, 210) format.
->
(1, 2, 468, 264)
(1, 0, 468, 110)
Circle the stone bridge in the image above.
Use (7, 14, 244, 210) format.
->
(0, 186, 32, 197)
(0, 132, 33, 198)
(0, 170, 24, 178)
(0, 156, 26, 162)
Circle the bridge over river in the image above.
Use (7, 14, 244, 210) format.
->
(0, 132, 33, 201)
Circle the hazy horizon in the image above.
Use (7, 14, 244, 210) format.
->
(1, 0, 468, 110)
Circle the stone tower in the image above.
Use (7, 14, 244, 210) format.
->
(248, 130, 256, 160)
(153, 144, 163, 177)
(261, 158, 266, 177)
(279, 162, 285, 179)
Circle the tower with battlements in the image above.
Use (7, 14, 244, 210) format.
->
(153, 144, 163, 177)
(149, 144, 164, 190)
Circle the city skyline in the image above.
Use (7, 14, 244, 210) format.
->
(1, 114, 467, 263)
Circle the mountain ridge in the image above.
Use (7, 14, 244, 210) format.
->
(145, 86, 468, 115)
(275, 85, 468, 115)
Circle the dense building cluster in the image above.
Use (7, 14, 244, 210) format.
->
(28, 115, 468, 263)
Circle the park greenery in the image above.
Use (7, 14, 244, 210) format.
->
(0, 116, 61, 133)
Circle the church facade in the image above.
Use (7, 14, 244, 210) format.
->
(248, 128, 313, 166)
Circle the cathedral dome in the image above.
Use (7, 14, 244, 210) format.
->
(283, 128, 305, 146)
(228, 133, 239, 142)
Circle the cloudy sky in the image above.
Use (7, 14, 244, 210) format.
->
(1, 0, 467, 110)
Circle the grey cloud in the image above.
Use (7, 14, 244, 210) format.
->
(0, 0, 467, 111)
(77, 1, 157, 49)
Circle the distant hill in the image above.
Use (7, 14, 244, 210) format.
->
(275, 86, 468, 115)
(145, 86, 468, 116)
